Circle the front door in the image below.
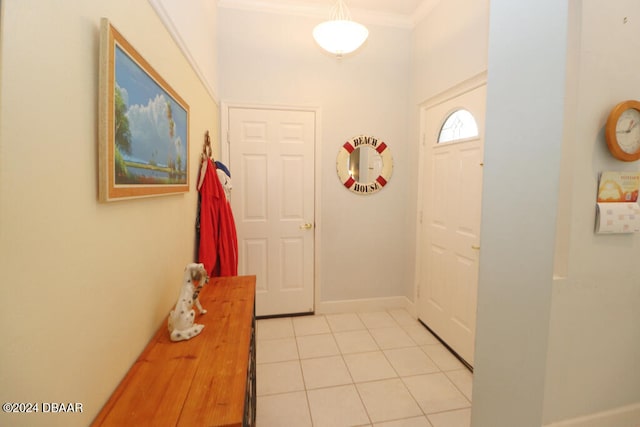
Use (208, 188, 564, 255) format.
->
(417, 84, 486, 366)
(228, 107, 316, 317)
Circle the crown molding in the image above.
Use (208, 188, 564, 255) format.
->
(148, 0, 219, 104)
(217, 0, 440, 29)
(217, 0, 325, 18)
(410, 0, 440, 26)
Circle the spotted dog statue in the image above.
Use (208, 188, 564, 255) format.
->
(167, 263, 209, 342)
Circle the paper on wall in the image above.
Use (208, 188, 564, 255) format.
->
(597, 171, 640, 202)
(595, 202, 640, 234)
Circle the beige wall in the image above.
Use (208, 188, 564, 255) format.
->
(473, 1, 568, 425)
(3, 1, 639, 426)
(217, 8, 413, 305)
(543, 0, 640, 424)
(408, 0, 490, 303)
(0, 1, 219, 425)
(149, 0, 219, 101)
(411, 0, 640, 425)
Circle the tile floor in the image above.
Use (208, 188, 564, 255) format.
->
(256, 309, 473, 427)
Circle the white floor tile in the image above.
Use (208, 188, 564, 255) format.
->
(421, 344, 466, 371)
(369, 327, 416, 349)
(256, 311, 474, 427)
(356, 378, 423, 423)
(257, 317, 294, 340)
(257, 360, 305, 396)
(384, 347, 440, 377)
(387, 309, 418, 326)
(301, 355, 353, 389)
(257, 391, 312, 427)
(374, 416, 433, 427)
(307, 384, 371, 427)
(293, 315, 331, 336)
(334, 329, 380, 354)
(445, 369, 473, 401)
(343, 351, 397, 383)
(257, 337, 298, 364)
(403, 373, 470, 414)
(401, 324, 440, 345)
(296, 333, 340, 359)
(427, 408, 471, 427)
(326, 313, 367, 332)
(359, 311, 398, 329)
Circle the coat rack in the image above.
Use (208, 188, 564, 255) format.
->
(202, 130, 214, 161)
(198, 131, 213, 190)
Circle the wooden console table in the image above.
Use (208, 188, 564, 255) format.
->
(92, 275, 256, 427)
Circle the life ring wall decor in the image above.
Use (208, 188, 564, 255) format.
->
(336, 135, 393, 195)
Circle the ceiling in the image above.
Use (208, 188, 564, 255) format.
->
(217, 0, 440, 28)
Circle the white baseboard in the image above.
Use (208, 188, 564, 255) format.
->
(544, 403, 640, 427)
(404, 298, 417, 317)
(315, 296, 413, 314)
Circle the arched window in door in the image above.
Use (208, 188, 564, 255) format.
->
(437, 109, 479, 143)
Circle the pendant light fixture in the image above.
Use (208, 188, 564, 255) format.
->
(312, 0, 369, 57)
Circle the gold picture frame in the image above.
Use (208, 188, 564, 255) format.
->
(99, 18, 189, 202)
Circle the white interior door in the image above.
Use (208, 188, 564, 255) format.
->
(228, 107, 315, 317)
(417, 84, 486, 366)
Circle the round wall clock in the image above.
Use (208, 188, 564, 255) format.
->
(605, 100, 640, 162)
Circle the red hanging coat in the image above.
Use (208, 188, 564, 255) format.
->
(198, 158, 238, 277)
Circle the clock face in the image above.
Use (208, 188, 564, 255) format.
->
(616, 108, 640, 154)
(605, 100, 640, 161)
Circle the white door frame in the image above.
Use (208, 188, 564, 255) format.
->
(414, 72, 487, 363)
(220, 102, 323, 314)
(414, 72, 487, 301)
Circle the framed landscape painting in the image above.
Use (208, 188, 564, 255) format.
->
(99, 18, 189, 202)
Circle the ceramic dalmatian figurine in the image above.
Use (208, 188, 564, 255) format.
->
(167, 263, 209, 342)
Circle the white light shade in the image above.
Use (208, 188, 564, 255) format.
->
(313, 19, 369, 56)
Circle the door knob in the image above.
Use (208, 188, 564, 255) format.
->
(300, 223, 313, 230)
(471, 245, 480, 250)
